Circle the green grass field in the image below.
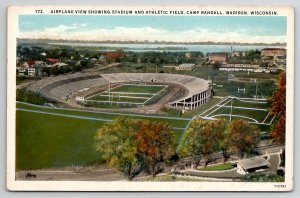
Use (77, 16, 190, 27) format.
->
(198, 163, 235, 171)
(111, 84, 165, 94)
(88, 95, 147, 103)
(85, 84, 168, 108)
(16, 111, 104, 170)
(16, 102, 187, 170)
(202, 98, 271, 124)
(17, 103, 189, 128)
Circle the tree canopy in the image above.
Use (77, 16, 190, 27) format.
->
(95, 117, 142, 180)
(269, 72, 286, 144)
(180, 119, 260, 168)
(136, 120, 177, 177)
(226, 119, 260, 158)
(95, 117, 176, 179)
(179, 119, 226, 167)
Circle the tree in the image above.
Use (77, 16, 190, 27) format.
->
(227, 119, 260, 158)
(95, 117, 178, 179)
(213, 61, 221, 70)
(136, 120, 177, 177)
(49, 66, 59, 76)
(179, 119, 225, 168)
(218, 120, 232, 163)
(95, 117, 142, 180)
(269, 72, 286, 144)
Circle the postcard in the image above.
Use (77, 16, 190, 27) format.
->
(7, 5, 294, 191)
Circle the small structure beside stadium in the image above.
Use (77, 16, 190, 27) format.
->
(236, 157, 270, 175)
(175, 63, 195, 71)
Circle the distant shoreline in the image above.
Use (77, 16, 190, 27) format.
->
(17, 38, 286, 47)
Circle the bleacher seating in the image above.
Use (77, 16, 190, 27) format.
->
(28, 72, 210, 105)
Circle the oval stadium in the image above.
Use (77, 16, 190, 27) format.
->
(27, 72, 212, 112)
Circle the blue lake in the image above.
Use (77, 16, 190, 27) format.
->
(49, 42, 285, 54)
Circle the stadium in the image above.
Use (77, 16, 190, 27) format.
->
(27, 72, 212, 112)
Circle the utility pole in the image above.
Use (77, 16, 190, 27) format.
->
(230, 99, 233, 122)
(255, 80, 258, 99)
(108, 83, 111, 105)
(83, 96, 85, 108)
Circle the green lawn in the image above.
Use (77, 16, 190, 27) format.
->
(17, 102, 189, 128)
(146, 174, 205, 182)
(86, 84, 169, 108)
(16, 111, 105, 170)
(198, 163, 235, 171)
(85, 101, 139, 109)
(232, 99, 270, 109)
(88, 95, 147, 103)
(111, 84, 165, 94)
(16, 102, 188, 170)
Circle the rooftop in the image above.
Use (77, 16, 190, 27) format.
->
(178, 63, 195, 67)
(237, 157, 269, 170)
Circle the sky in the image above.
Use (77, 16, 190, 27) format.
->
(18, 15, 287, 44)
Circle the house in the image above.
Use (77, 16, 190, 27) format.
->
(27, 67, 36, 76)
(231, 51, 241, 57)
(104, 52, 125, 62)
(99, 55, 106, 62)
(236, 157, 269, 175)
(185, 53, 192, 58)
(207, 53, 227, 63)
(16, 67, 27, 76)
(175, 63, 195, 71)
(16, 57, 21, 64)
(22, 62, 29, 67)
(75, 95, 85, 102)
(47, 58, 60, 64)
(27, 60, 36, 67)
(40, 52, 47, 57)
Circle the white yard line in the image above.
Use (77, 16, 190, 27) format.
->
(143, 85, 168, 104)
(268, 115, 276, 125)
(215, 105, 268, 111)
(123, 83, 166, 87)
(95, 95, 151, 99)
(235, 97, 268, 104)
(205, 97, 234, 117)
(102, 92, 155, 96)
(86, 100, 144, 105)
(198, 97, 231, 117)
(262, 111, 271, 123)
(210, 114, 259, 123)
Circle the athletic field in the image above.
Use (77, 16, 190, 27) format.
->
(198, 97, 274, 125)
(85, 84, 169, 108)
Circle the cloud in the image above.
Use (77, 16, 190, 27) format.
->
(18, 25, 286, 44)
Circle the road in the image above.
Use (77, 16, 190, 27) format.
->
(17, 168, 125, 181)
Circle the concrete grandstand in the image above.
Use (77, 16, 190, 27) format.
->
(27, 73, 212, 110)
